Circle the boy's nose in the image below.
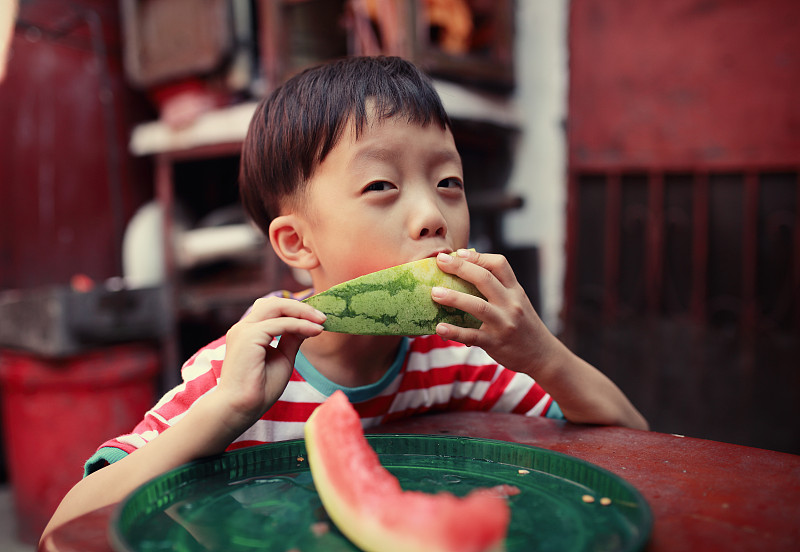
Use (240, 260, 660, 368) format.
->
(412, 198, 448, 239)
(419, 224, 445, 237)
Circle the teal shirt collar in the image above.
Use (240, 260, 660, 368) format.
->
(294, 337, 409, 403)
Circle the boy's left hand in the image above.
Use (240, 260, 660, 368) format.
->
(432, 249, 556, 372)
(433, 249, 650, 431)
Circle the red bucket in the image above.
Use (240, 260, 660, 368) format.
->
(0, 344, 159, 543)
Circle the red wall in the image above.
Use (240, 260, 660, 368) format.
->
(568, 0, 800, 171)
(0, 0, 153, 290)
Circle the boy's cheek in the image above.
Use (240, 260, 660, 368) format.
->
(325, 255, 398, 284)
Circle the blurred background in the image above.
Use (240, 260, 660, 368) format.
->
(0, 0, 798, 547)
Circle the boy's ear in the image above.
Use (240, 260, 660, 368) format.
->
(268, 214, 318, 270)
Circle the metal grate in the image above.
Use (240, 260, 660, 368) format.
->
(564, 170, 800, 332)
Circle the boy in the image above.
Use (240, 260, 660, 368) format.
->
(43, 56, 647, 538)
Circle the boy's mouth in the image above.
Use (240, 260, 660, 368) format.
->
(421, 249, 453, 261)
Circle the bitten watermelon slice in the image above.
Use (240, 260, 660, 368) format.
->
(304, 391, 511, 552)
(302, 254, 483, 335)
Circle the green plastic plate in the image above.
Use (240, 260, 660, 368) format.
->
(110, 435, 651, 552)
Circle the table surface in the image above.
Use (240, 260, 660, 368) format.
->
(40, 412, 800, 552)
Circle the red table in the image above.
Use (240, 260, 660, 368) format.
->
(40, 412, 800, 551)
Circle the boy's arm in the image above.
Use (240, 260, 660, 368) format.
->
(41, 297, 326, 542)
(432, 250, 648, 431)
(42, 391, 251, 538)
(510, 329, 649, 430)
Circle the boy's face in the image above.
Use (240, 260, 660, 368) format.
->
(299, 112, 470, 291)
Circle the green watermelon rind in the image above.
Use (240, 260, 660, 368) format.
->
(302, 256, 484, 335)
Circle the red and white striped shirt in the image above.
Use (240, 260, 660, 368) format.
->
(85, 313, 561, 475)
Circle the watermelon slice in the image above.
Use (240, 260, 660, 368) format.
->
(304, 391, 511, 552)
(302, 254, 483, 335)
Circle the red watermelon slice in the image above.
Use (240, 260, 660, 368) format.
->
(304, 391, 510, 552)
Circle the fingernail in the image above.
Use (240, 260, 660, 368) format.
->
(314, 309, 327, 321)
(456, 249, 472, 258)
(436, 323, 450, 337)
(431, 286, 447, 299)
(437, 252, 452, 263)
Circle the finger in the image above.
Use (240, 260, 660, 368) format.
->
(244, 296, 327, 325)
(435, 322, 484, 348)
(454, 249, 518, 288)
(436, 252, 506, 303)
(276, 332, 305, 361)
(228, 315, 324, 348)
(255, 317, 325, 340)
(430, 285, 502, 326)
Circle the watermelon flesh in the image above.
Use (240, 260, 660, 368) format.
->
(302, 254, 483, 335)
(304, 391, 510, 552)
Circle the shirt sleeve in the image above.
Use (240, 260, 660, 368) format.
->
(81, 335, 228, 477)
(84, 446, 129, 477)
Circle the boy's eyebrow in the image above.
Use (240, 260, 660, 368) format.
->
(349, 147, 462, 169)
(349, 147, 401, 167)
(429, 149, 463, 168)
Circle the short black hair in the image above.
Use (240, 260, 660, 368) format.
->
(239, 56, 452, 235)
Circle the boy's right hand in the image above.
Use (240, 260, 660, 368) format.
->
(215, 297, 326, 431)
(41, 298, 325, 541)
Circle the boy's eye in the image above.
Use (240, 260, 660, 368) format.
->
(438, 177, 464, 189)
(363, 181, 396, 192)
